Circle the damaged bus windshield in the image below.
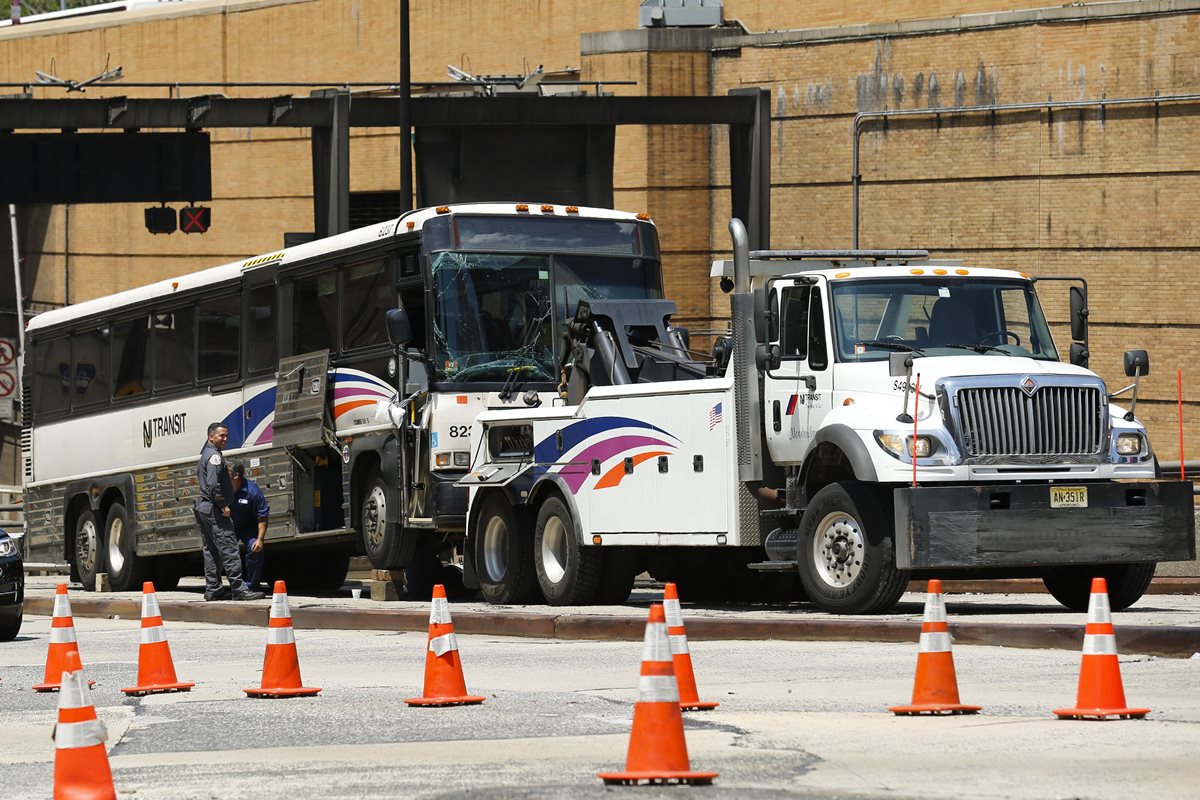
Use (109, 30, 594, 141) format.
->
(426, 216, 662, 385)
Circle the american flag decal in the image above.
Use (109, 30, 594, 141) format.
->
(708, 402, 723, 430)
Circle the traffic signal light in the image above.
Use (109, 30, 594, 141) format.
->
(180, 205, 211, 234)
(144, 206, 177, 235)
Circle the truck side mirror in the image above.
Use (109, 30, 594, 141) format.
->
(888, 352, 912, 376)
(1069, 342, 1089, 369)
(755, 343, 781, 372)
(386, 308, 412, 347)
(752, 287, 780, 344)
(1123, 349, 1149, 377)
(1069, 285, 1088, 342)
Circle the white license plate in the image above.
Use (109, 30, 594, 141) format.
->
(1050, 486, 1088, 508)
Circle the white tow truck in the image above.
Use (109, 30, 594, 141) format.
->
(458, 219, 1195, 613)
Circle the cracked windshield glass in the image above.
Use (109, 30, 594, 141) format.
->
(429, 251, 662, 384)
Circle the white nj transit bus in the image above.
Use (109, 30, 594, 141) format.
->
(21, 203, 665, 594)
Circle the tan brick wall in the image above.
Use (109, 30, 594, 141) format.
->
(1, 1, 1198, 457)
(710, 10, 1200, 457)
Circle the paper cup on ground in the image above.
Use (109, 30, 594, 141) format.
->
(351, 588, 362, 600)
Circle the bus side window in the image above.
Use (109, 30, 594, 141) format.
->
(72, 326, 111, 408)
(342, 258, 390, 351)
(154, 305, 196, 392)
(112, 317, 150, 399)
(247, 284, 276, 374)
(397, 283, 426, 352)
(33, 336, 71, 417)
(198, 294, 241, 382)
(294, 269, 338, 355)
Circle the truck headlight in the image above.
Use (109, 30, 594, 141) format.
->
(875, 433, 933, 458)
(1115, 432, 1144, 456)
(453, 451, 471, 467)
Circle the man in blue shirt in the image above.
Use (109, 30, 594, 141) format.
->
(228, 461, 270, 593)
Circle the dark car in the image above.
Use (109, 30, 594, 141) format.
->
(0, 529, 22, 641)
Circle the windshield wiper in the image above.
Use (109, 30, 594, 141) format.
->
(943, 343, 1013, 356)
(856, 340, 925, 354)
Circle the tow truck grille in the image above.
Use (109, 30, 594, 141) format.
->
(957, 385, 1104, 457)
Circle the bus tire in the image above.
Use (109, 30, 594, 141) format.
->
(1042, 562, 1157, 612)
(360, 470, 415, 570)
(104, 502, 145, 592)
(796, 481, 908, 614)
(475, 493, 539, 605)
(150, 555, 187, 592)
(533, 496, 601, 606)
(72, 508, 102, 591)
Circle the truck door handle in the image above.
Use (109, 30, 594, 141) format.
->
(800, 375, 817, 391)
(772, 400, 781, 431)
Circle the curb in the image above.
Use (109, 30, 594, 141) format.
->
(24, 597, 1200, 659)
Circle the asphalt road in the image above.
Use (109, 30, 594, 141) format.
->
(2, 610, 1199, 800)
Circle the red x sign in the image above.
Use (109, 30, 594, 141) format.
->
(180, 206, 211, 234)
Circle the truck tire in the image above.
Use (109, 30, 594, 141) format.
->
(1042, 562, 1157, 612)
(360, 469, 415, 570)
(534, 496, 601, 606)
(796, 481, 908, 614)
(475, 493, 540, 605)
(594, 547, 637, 605)
(104, 502, 146, 592)
(73, 509, 102, 591)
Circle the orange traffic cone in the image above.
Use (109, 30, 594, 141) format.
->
(52, 649, 115, 800)
(597, 604, 718, 786)
(121, 582, 195, 696)
(889, 580, 981, 715)
(244, 581, 320, 698)
(34, 584, 94, 693)
(404, 584, 485, 707)
(662, 583, 718, 711)
(1053, 577, 1150, 720)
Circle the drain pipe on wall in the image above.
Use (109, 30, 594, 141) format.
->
(851, 91, 1200, 248)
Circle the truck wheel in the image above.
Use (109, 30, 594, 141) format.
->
(104, 502, 145, 592)
(73, 509, 102, 591)
(796, 482, 908, 614)
(534, 496, 602, 606)
(1042, 563, 1157, 611)
(475, 493, 540, 605)
(360, 469, 415, 569)
(594, 547, 637, 605)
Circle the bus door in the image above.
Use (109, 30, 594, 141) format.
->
(273, 350, 344, 533)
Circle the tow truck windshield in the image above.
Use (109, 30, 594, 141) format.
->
(831, 277, 1059, 362)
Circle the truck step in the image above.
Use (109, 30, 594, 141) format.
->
(759, 508, 803, 528)
(747, 560, 798, 573)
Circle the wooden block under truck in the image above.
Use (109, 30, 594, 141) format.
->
(457, 219, 1195, 613)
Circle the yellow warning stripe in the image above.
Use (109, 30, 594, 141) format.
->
(243, 251, 285, 269)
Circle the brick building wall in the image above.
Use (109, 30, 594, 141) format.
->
(707, 3, 1200, 456)
(0, 0, 1197, 457)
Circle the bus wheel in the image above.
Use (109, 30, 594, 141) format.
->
(73, 509, 102, 591)
(104, 502, 145, 592)
(533, 496, 601, 606)
(475, 493, 539, 605)
(360, 469, 415, 570)
(1043, 562, 1157, 612)
(796, 481, 908, 614)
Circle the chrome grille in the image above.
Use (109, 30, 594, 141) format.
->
(957, 385, 1104, 457)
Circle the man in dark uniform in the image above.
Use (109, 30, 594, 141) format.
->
(228, 460, 270, 593)
(195, 423, 263, 601)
